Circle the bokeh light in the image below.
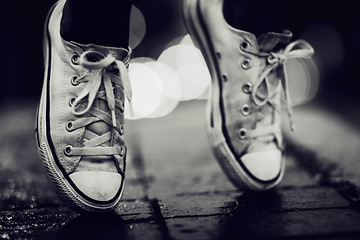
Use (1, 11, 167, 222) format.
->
(300, 24, 344, 79)
(125, 32, 320, 120)
(286, 58, 319, 106)
(124, 58, 179, 120)
(129, 6, 146, 50)
(157, 34, 211, 101)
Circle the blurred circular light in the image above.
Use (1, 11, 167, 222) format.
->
(157, 37, 211, 101)
(172, 65, 211, 101)
(125, 58, 179, 119)
(300, 24, 344, 76)
(286, 58, 319, 106)
(142, 61, 179, 118)
(129, 6, 146, 49)
(125, 58, 162, 119)
(179, 34, 196, 46)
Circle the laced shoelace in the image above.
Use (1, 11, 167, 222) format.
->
(66, 50, 133, 157)
(241, 40, 314, 142)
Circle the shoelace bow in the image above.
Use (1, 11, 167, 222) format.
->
(68, 50, 133, 157)
(242, 40, 314, 141)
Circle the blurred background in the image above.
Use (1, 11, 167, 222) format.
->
(0, 0, 359, 119)
(1, 2, 360, 238)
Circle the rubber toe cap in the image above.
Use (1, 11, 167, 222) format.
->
(241, 149, 282, 181)
(69, 171, 122, 202)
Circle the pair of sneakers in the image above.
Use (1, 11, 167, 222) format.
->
(36, 0, 314, 213)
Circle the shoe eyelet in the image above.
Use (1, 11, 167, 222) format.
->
(71, 76, 79, 86)
(119, 146, 125, 157)
(119, 102, 125, 113)
(64, 145, 73, 156)
(216, 52, 221, 59)
(66, 121, 74, 132)
(242, 83, 252, 94)
(241, 59, 251, 70)
(222, 74, 227, 82)
(241, 104, 250, 116)
(71, 55, 79, 65)
(237, 128, 247, 140)
(240, 42, 249, 50)
(68, 97, 76, 107)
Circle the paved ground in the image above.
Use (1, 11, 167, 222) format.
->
(1, 99, 360, 240)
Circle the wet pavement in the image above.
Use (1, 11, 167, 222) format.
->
(1, 100, 360, 240)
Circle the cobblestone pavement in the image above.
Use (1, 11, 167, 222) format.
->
(0, 100, 360, 240)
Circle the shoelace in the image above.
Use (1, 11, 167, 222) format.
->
(242, 40, 314, 142)
(67, 50, 133, 157)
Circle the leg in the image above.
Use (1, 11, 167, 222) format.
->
(61, 0, 132, 48)
(223, 0, 295, 36)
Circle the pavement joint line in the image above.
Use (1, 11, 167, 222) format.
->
(276, 185, 323, 191)
(0, 203, 65, 212)
(149, 198, 173, 240)
(233, 206, 352, 214)
(285, 139, 360, 211)
(174, 190, 240, 197)
(0, 206, 70, 213)
(128, 137, 176, 239)
(0, 208, 158, 225)
(173, 185, 334, 198)
(110, 216, 157, 224)
(128, 140, 151, 201)
(119, 197, 151, 202)
(162, 206, 352, 220)
(272, 231, 360, 240)
(251, 232, 360, 240)
(128, 144, 175, 237)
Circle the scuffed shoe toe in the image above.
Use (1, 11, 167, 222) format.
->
(241, 149, 282, 181)
(69, 171, 122, 202)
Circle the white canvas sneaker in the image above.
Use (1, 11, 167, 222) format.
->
(36, 0, 132, 212)
(183, 0, 314, 190)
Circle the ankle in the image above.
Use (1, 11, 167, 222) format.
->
(222, 0, 293, 36)
(60, 0, 132, 48)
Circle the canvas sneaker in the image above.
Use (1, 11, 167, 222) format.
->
(183, 0, 314, 190)
(35, 0, 132, 212)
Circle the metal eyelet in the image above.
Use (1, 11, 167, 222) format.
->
(71, 76, 79, 86)
(119, 125, 124, 135)
(240, 42, 249, 50)
(242, 83, 252, 94)
(237, 128, 247, 140)
(64, 145, 73, 156)
(68, 97, 76, 107)
(119, 102, 125, 113)
(66, 121, 74, 132)
(119, 146, 125, 157)
(216, 52, 221, 59)
(71, 55, 79, 65)
(241, 59, 251, 70)
(241, 104, 250, 116)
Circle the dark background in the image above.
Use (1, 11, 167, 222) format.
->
(1, 0, 359, 109)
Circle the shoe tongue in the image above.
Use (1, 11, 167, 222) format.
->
(87, 87, 111, 138)
(70, 42, 130, 63)
(81, 87, 114, 165)
(69, 42, 130, 163)
(257, 30, 292, 53)
(252, 31, 292, 102)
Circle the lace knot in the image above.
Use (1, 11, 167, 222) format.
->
(267, 52, 287, 65)
(71, 50, 133, 127)
(249, 40, 314, 130)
